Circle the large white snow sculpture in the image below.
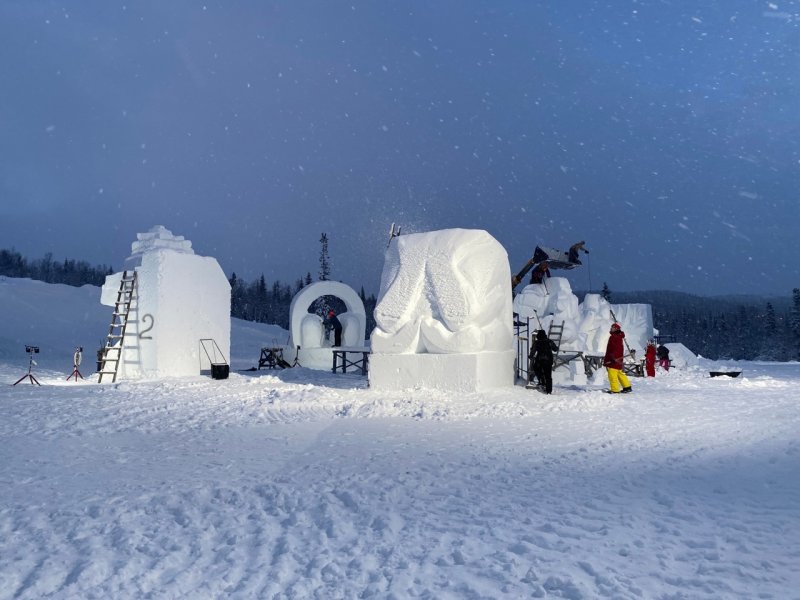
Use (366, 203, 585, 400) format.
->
(100, 226, 230, 379)
(283, 280, 366, 370)
(369, 228, 515, 391)
(513, 278, 583, 349)
(513, 278, 655, 385)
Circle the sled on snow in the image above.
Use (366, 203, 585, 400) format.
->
(709, 371, 741, 378)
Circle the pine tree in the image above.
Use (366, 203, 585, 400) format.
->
(319, 233, 331, 281)
(228, 272, 246, 319)
(791, 289, 800, 335)
(601, 282, 611, 302)
(790, 288, 800, 358)
(765, 302, 777, 336)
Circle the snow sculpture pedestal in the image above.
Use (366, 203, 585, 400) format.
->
(370, 352, 514, 393)
(100, 226, 230, 380)
(284, 281, 367, 371)
(368, 228, 515, 392)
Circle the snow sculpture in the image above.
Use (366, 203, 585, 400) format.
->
(664, 343, 698, 369)
(513, 278, 655, 385)
(100, 226, 230, 379)
(283, 281, 366, 371)
(369, 228, 515, 392)
(576, 293, 611, 355)
(513, 278, 583, 349)
(607, 303, 654, 359)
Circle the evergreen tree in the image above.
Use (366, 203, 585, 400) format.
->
(319, 233, 331, 281)
(256, 274, 268, 322)
(766, 302, 777, 336)
(791, 288, 800, 358)
(601, 282, 611, 302)
(0, 247, 112, 286)
(228, 272, 247, 319)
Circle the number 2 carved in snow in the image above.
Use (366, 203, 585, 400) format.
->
(139, 314, 155, 339)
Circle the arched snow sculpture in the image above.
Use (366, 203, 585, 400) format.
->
(369, 228, 515, 391)
(284, 281, 366, 370)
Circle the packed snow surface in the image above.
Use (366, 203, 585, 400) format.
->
(1, 277, 799, 599)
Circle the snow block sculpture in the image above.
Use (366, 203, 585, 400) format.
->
(283, 281, 366, 371)
(606, 302, 654, 359)
(513, 278, 583, 349)
(100, 226, 230, 379)
(369, 228, 515, 392)
(513, 278, 654, 385)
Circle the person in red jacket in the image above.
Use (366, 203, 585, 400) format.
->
(644, 339, 656, 377)
(603, 322, 632, 393)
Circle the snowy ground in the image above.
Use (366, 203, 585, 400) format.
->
(1, 278, 799, 599)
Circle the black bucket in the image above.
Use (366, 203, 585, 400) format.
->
(211, 364, 229, 380)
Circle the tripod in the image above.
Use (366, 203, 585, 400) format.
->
(66, 365, 84, 381)
(13, 353, 41, 386)
(66, 348, 84, 382)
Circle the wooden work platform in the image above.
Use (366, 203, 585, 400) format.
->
(332, 346, 370, 375)
(259, 347, 290, 369)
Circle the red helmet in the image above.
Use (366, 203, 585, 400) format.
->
(610, 323, 621, 332)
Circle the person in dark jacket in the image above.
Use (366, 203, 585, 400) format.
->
(568, 241, 589, 264)
(323, 309, 343, 347)
(529, 329, 557, 394)
(530, 261, 551, 284)
(656, 344, 670, 371)
(603, 322, 632, 393)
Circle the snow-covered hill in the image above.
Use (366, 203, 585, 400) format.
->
(1, 277, 799, 599)
(0, 276, 286, 371)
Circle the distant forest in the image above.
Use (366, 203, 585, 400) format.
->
(2, 247, 798, 361)
(0, 248, 113, 287)
(601, 288, 800, 362)
(0, 246, 377, 340)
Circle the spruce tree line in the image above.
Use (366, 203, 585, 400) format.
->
(5, 245, 797, 359)
(609, 288, 800, 361)
(0, 248, 113, 286)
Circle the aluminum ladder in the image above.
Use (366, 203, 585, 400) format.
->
(98, 270, 137, 383)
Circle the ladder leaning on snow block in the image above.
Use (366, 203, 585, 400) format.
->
(549, 320, 583, 372)
(98, 270, 137, 383)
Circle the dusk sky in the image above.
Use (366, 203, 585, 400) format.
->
(1, 1, 798, 296)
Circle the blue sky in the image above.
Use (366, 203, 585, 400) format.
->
(1, 1, 798, 296)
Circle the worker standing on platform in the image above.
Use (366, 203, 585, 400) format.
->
(324, 309, 343, 347)
(530, 261, 551, 284)
(568, 241, 589, 264)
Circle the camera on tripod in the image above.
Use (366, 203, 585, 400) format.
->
(14, 344, 41, 385)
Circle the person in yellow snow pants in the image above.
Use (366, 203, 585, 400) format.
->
(606, 366, 631, 393)
(603, 322, 633, 393)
